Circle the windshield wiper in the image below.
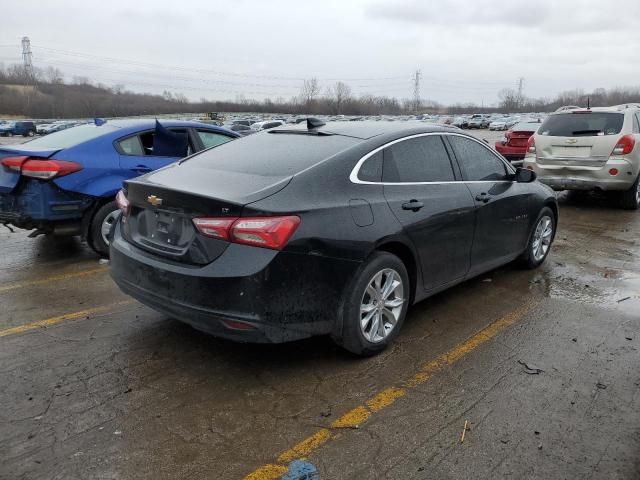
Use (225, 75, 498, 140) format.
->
(571, 129, 602, 135)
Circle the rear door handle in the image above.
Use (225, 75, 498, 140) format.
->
(475, 193, 491, 203)
(401, 200, 424, 211)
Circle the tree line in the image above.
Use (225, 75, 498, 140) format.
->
(0, 63, 639, 119)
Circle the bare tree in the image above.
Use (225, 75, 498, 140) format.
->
(45, 66, 64, 85)
(300, 78, 320, 108)
(332, 81, 351, 114)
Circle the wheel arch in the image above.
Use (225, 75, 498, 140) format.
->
(375, 240, 419, 306)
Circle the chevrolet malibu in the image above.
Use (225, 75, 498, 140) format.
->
(110, 120, 558, 355)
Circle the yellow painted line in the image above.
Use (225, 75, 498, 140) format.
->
(243, 301, 534, 479)
(0, 300, 134, 338)
(0, 267, 108, 294)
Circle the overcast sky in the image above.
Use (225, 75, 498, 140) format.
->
(2, 0, 639, 106)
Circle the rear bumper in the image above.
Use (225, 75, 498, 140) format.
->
(0, 180, 93, 230)
(495, 143, 526, 159)
(524, 156, 639, 191)
(109, 222, 361, 344)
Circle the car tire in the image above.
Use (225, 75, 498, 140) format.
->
(618, 174, 640, 210)
(333, 252, 410, 356)
(88, 201, 119, 257)
(6, 132, 13, 137)
(26, 130, 35, 137)
(520, 206, 556, 269)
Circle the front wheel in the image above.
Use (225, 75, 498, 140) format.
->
(333, 252, 410, 356)
(618, 174, 640, 210)
(88, 201, 119, 257)
(520, 207, 555, 269)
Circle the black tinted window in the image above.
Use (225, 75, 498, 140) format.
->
(449, 136, 508, 181)
(382, 136, 454, 183)
(358, 151, 383, 182)
(539, 112, 623, 137)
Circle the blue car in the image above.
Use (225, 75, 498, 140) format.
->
(0, 121, 37, 137)
(0, 119, 239, 256)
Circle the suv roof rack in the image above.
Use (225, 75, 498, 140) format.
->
(610, 103, 640, 110)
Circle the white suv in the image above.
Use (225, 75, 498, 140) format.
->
(524, 104, 640, 209)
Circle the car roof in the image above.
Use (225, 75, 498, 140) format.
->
(270, 120, 460, 140)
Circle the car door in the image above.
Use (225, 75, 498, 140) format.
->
(382, 134, 476, 291)
(117, 128, 196, 176)
(446, 134, 531, 273)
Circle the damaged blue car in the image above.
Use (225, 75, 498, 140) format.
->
(0, 119, 239, 256)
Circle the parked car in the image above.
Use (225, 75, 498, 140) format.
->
(0, 121, 37, 137)
(489, 118, 509, 131)
(227, 124, 254, 136)
(251, 120, 285, 131)
(495, 121, 541, 163)
(525, 104, 640, 209)
(0, 119, 239, 256)
(37, 121, 77, 135)
(109, 121, 557, 355)
(452, 117, 469, 129)
(468, 114, 490, 129)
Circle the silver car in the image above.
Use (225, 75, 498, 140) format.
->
(524, 104, 640, 209)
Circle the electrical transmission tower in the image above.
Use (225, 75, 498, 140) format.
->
(21, 36, 34, 81)
(517, 77, 525, 108)
(413, 70, 421, 114)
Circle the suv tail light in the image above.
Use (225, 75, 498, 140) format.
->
(1, 156, 82, 179)
(527, 136, 536, 154)
(193, 215, 301, 250)
(115, 189, 131, 221)
(612, 134, 635, 156)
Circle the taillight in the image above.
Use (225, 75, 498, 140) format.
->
(1, 156, 82, 179)
(193, 215, 301, 250)
(115, 189, 131, 221)
(1, 156, 28, 172)
(527, 136, 536, 154)
(192, 217, 236, 241)
(612, 134, 635, 156)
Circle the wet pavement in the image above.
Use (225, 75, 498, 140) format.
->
(1, 132, 639, 480)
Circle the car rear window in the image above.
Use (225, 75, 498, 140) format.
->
(539, 113, 624, 137)
(183, 132, 359, 176)
(23, 124, 118, 149)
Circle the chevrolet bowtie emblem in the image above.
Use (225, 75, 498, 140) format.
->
(147, 195, 163, 206)
(566, 138, 578, 144)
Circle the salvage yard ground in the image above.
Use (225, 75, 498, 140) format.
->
(1, 129, 639, 479)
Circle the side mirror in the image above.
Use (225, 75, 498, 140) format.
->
(515, 167, 537, 183)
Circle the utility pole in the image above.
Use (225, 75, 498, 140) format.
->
(21, 36, 34, 82)
(413, 69, 421, 114)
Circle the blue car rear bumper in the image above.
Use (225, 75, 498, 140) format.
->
(0, 179, 94, 230)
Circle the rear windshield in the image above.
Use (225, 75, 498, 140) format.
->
(22, 124, 118, 149)
(183, 132, 358, 176)
(539, 112, 624, 137)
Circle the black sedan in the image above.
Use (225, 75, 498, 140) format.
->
(110, 120, 557, 355)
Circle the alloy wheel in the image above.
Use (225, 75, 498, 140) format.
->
(100, 210, 120, 246)
(532, 215, 553, 262)
(360, 268, 405, 343)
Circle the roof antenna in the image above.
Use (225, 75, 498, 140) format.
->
(306, 117, 326, 130)
(587, 97, 591, 110)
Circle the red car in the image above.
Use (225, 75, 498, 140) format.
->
(495, 121, 541, 162)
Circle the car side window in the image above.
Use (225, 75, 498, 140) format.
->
(358, 151, 383, 182)
(634, 113, 640, 134)
(382, 136, 455, 183)
(448, 135, 508, 181)
(118, 129, 193, 157)
(118, 135, 145, 155)
(196, 130, 234, 149)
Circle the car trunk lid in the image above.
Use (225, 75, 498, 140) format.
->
(122, 164, 292, 264)
(0, 147, 61, 194)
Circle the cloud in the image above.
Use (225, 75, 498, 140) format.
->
(365, 0, 638, 32)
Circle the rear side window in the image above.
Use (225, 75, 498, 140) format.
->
(539, 112, 624, 137)
(118, 135, 144, 155)
(448, 136, 508, 181)
(358, 151, 383, 182)
(118, 129, 193, 157)
(383, 136, 455, 183)
(196, 130, 233, 149)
